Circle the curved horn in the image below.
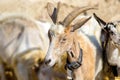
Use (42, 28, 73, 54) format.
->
(56, 2, 60, 23)
(71, 16, 91, 32)
(62, 6, 97, 27)
(47, 3, 54, 17)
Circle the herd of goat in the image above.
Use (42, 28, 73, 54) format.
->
(0, 2, 120, 80)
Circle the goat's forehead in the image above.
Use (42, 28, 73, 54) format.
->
(50, 24, 65, 34)
(106, 23, 115, 28)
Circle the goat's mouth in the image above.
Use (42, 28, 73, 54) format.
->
(49, 61, 56, 67)
(44, 58, 57, 67)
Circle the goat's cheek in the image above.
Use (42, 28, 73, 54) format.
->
(54, 49, 60, 58)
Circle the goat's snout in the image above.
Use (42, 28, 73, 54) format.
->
(45, 59, 51, 65)
(44, 54, 56, 66)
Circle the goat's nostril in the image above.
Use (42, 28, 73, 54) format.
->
(45, 59, 51, 65)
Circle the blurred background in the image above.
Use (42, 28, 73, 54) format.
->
(0, 0, 120, 80)
(0, 0, 120, 22)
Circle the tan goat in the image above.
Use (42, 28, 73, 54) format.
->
(44, 2, 97, 80)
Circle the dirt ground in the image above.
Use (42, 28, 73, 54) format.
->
(0, 0, 120, 22)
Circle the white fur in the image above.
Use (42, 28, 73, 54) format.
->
(0, 13, 50, 80)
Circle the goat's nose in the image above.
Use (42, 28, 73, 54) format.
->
(45, 59, 51, 65)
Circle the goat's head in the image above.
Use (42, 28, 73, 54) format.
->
(44, 2, 95, 67)
(93, 13, 120, 46)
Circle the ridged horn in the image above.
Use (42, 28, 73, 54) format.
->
(71, 16, 91, 32)
(56, 2, 60, 23)
(62, 6, 97, 27)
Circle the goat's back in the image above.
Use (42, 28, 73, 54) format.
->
(0, 14, 47, 64)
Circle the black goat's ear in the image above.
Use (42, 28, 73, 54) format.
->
(100, 29, 108, 47)
(93, 13, 106, 28)
(47, 2, 60, 24)
(93, 13, 108, 48)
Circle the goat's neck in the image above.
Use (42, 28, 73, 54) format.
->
(67, 33, 83, 80)
(67, 33, 80, 63)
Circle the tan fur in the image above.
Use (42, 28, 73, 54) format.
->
(76, 32, 95, 80)
(46, 24, 96, 80)
(67, 31, 95, 80)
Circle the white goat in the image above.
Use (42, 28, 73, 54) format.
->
(94, 13, 120, 79)
(0, 13, 49, 80)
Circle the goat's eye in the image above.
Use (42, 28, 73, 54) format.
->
(62, 38, 66, 41)
(110, 31, 114, 35)
(60, 37, 67, 43)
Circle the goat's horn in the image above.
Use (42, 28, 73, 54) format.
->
(47, 2, 54, 17)
(56, 2, 61, 23)
(71, 16, 91, 32)
(62, 6, 97, 27)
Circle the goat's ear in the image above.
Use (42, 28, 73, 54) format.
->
(93, 13, 108, 47)
(100, 29, 108, 48)
(47, 2, 60, 24)
(93, 13, 106, 28)
(70, 17, 91, 32)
